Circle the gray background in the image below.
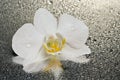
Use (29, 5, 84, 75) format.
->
(0, 0, 120, 80)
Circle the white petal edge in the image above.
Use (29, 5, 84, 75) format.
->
(60, 44, 91, 63)
(66, 55, 90, 63)
(13, 56, 24, 65)
(58, 14, 89, 49)
(51, 67, 63, 80)
(34, 8, 57, 35)
(23, 60, 48, 73)
(12, 23, 44, 59)
(22, 48, 49, 73)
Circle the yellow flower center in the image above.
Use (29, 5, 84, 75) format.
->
(43, 36, 66, 55)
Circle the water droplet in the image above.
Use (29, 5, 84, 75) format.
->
(71, 27, 75, 31)
(47, 0, 53, 4)
(26, 43, 31, 48)
(58, 53, 60, 55)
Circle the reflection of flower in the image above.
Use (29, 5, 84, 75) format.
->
(12, 8, 91, 80)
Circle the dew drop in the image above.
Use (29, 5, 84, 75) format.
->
(71, 27, 75, 31)
(47, 0, 53, 4)
(26, 43, 31, 48)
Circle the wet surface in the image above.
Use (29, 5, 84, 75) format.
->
(0, 0, 120, 80)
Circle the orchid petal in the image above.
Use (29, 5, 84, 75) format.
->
(51, 67, 63, 80)
(66, 55, 90, 63)
(60, 44, 91, 63)
(22, 48, 49, 73)
(23, 60, 48, 73)
(13, 56, 24, 65)
(34, 8, 57, 35)
(12, 23, 44, 59)
(58, 14, 89, 49)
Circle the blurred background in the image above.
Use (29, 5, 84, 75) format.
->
(0, 0, 120, 80)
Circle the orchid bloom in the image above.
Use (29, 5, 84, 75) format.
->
(12, 8, 91, 80)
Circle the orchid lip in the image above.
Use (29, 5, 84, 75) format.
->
(43, 34, 66, 55)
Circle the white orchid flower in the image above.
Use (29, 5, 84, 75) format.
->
(12, 8, 91, 80)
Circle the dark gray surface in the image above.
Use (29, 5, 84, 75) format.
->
(0, 0, 120, 80)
